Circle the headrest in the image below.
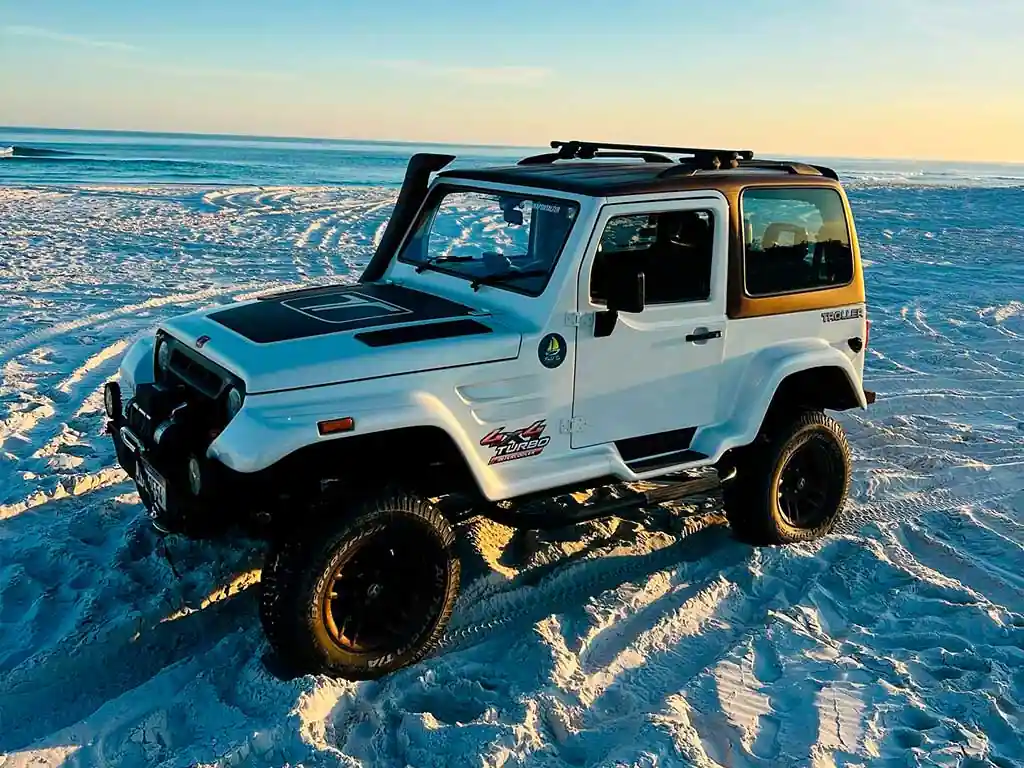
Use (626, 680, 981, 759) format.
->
(815, 221, 848, 244)
(762, 222, 808, 249)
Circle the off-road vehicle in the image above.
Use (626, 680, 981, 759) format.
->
(105, 140, 875, 679)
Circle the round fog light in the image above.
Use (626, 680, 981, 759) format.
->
(103, 381, 122, 419)
(188, 456, 202, 496)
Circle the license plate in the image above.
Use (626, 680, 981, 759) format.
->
(140, 460, 167, 511)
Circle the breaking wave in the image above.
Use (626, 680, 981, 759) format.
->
(0, 145, 77, 158)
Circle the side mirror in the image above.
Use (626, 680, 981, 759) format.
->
(606, 269, 645, 314)
(595, 266, 645, 338)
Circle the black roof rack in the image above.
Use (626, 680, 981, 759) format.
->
(658, 159, 838, 181)
(519, 140, 754, 168)
(517, 140, 838, 180)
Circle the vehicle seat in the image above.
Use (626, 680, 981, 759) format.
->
(754, 222, 811, 293)
(762, 222, 808, 250)
(666, 212, 713, 301)
(813, 221, 853, 283)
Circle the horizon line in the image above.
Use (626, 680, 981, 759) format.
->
(2, 123, 1023, 168)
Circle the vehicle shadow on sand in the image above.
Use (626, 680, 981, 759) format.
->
(0, 489, 265, 755)
(324, 513, 747, 766)
(1, 496, 738, 766)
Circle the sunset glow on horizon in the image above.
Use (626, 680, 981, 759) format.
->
(3, 0, 1022, 163)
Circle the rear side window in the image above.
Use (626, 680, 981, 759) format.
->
(742, 188, 853, 296)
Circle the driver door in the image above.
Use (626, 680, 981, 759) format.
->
(571, 197, 729, 456)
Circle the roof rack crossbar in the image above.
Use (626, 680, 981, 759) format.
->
(518, 139, 754, 166)
(553, 140, 754, 161)
(511, 140, 841, 182)
(591, 150, 676, 163)
(518, 149, 676, 165)
(656, 158, 836, 179)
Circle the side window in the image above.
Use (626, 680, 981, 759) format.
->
(590, 209, 714, 305)
(742, 188, 853, 296)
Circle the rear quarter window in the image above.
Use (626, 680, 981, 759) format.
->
(741, 188, 854, 296)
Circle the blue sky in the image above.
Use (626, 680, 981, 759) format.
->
(2, 0, 1023, 160)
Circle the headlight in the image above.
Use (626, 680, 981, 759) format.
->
(156, 339, 172, 374)
(225, 386, 243, 420)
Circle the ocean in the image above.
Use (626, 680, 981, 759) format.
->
(4, 125, 1024, 188)
(1, 126, 1023, 766)
(0, 126, 530, 187)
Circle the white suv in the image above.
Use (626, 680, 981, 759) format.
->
(105, 140, 874, 679)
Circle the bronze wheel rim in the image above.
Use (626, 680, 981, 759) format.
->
(322, 521, 447, 655)
(777, 435, 843, 529)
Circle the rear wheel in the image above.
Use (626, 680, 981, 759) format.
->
(722, 410, 851, 545)
(259, 492, 460, 679)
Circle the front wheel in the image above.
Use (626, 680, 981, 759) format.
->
(259, 492, 461, 679)
(722, 410, 851, 545)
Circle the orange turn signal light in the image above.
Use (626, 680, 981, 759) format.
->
(317, 417, 355, 436)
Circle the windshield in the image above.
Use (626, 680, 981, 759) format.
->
(397, 187, 579, 296)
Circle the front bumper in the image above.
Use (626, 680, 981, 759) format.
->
(110, 419, 227, 535)
(107, 383, 241, 535)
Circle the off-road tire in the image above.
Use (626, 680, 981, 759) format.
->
(722, 410, 851, 545)
(259, 492, 461, 679)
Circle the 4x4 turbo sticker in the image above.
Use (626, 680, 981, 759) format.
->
(821, 307, 864, 322)
(480, 420, 550, 465)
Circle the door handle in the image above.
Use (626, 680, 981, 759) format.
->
(685, 328, 722, 343)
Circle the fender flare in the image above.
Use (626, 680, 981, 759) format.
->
(693, 340, 865, 460)
(207, 386, 499, 496)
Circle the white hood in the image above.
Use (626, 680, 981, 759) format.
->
(160, 283, 521, 393)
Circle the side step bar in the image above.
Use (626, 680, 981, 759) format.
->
(478, 468, 734, 530)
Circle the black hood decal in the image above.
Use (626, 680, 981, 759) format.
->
(209, 283, 476, 344)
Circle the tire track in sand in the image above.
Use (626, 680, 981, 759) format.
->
(0, 279, 314, 514)
(0, 282, 283, 365)
(438, 485, 1017, 658)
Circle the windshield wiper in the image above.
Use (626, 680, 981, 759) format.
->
(470, 268, 550, 291)
(414, 255, 477, 273)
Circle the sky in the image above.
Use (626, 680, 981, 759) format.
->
(2, 0, 1023, 162)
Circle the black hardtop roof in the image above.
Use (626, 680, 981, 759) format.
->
(436, 139, 841, 198)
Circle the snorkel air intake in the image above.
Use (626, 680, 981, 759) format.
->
(360, 153, 456, 283)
